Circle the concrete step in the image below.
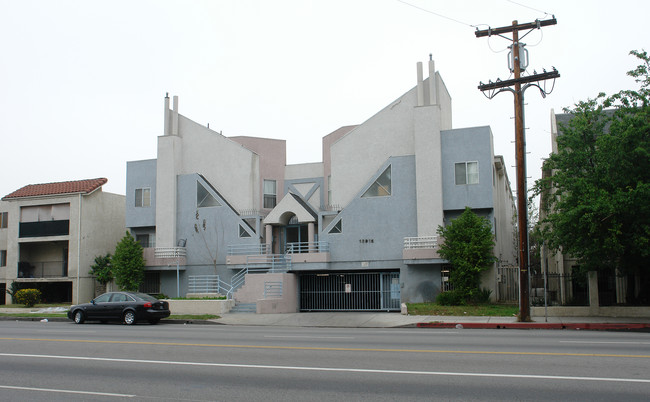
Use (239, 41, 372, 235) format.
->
(231, 302, 257, 313)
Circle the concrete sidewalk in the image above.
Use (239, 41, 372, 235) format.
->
(210, 312, 650, 330)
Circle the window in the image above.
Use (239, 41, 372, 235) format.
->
(197, 182, 221, 208)
(0, 212, 7, 228)
(136, 234, 151, 248)
(327, 175, 332, 205)
(329, 219, 342, 234)
(263, 180, 277, 209)
(239, 224, 251, 238)
(135, 188, 151, 207)
(0, 250, 6, 267)
(455, 162, 479, 185)
(362, 165, 391, 197)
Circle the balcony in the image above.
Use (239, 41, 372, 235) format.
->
(226, 241, 330, 264)
(19, 220, 69, 238)
(18, 261, 68, 278)
(142, 247, 187, 268)
(403, 236, 442, 262)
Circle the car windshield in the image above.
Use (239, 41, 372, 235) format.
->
(132, 292, 159, 302)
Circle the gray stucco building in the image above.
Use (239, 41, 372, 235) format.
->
(126, 59, 516, 312)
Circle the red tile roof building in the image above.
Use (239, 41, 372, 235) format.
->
(3, 178, 108, 200)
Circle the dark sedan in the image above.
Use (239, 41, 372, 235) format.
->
(68, 291, 170, 325)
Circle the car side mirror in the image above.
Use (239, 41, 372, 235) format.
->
(91, 299, 96, 305)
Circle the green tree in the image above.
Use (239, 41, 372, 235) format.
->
(111, 232, 145, 291)
(532, 51, 650, 288)
(89, 254, 113, 285)
(436, 207, 497, 303)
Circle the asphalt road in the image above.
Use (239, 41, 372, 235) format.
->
(0, 320, 649, 401)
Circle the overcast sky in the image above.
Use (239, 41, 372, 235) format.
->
(1, 0, 647, 200)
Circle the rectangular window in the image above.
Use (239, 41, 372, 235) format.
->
(0, 212, 7, 228)
(135, 188, 151, 207)
(263, 180, 277, 209)
(327, 175, 332, 205)
(0, 250, 6, 267)
(455, 162, 479, 185)
(136, 234, 150, 248)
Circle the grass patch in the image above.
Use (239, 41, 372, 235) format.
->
(0, 312, 67, 318)
(407, 303, 518, 316)
(168, 314, 220, 320)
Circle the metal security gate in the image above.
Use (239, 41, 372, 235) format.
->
(299, 272, 400, 311)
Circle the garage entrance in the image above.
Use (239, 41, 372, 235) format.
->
(299, 272, 400, 311)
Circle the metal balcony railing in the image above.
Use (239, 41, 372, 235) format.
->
(285, 241, 329, 254)
(403, 236, 438, 249)
(227, 244, 268, 256)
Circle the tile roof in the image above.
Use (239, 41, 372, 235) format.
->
(3, 178, 108, 200)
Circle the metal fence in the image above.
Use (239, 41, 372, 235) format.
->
(496, 266, 519, 302)
(530, 273, 589, 306)
(264, 281, 283, 299)
(299, 272, 400, 311)
(188, 275, 223, 294)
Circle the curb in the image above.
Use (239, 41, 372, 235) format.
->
(416, 322, 650, 331)
(0, 316, 218, 325)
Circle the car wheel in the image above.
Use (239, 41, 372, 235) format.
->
(148, 319, 160, 325)
(123, 310, 136, 325)
(73, 310, 85, 324)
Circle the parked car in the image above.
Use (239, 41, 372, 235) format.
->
(68, 292, 170, 325)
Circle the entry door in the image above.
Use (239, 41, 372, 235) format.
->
(283, 224, 308, 253)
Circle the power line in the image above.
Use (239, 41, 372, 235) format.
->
(396, 0, 483, 28)
(507, 0, 552, 18)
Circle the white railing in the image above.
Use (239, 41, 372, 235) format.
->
(227, 243, 268, 256)
(154, 247, 187, 258)
(285, 241, 329, 254)
(188, 275, 227, 294)
(246, 254, 291, 272)
(264, 281, 283, 299)
(403, 236, 437, 249)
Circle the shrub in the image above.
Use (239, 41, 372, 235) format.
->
(15, 289, 42, 307)
(436, 290, 465, 306)
(471, 288, 493, 304)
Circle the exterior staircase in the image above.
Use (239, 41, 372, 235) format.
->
(229, 302, 257, 313)
(228, 254, 292, 312)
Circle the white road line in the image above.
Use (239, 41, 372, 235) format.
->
(0, 384, 134, 398)
(263, 335, 355, 339)
(560, 341, 650, 345)
(2, 352, 650, 384)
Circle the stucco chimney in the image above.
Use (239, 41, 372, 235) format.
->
(164, 93, 170, 136)
(428, 56, 437, 105)
(172, 95, 179, 136)
(416, 62, 424, 106)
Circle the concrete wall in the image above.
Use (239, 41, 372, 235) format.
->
(165, 298, 235, 315)
(400, 264, 442, 303)
(230, 136, 286, 212)
(441, 126, 495, 211)
(126, 159, 157, 228)
(321, 156, 417, 263)
(176, 173, 259, 282)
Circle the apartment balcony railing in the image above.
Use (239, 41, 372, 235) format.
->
(285, 241, 329, 254)
(17, 261, 68, 278)
(403, 236, 441, 261)
(143, 247, 187, 267)
(227, 244, 268, 256)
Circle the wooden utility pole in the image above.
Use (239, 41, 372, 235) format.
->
(476, 18, 559, 322)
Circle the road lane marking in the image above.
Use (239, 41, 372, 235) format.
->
(2, 353, 650, 384)
(1, 337, 650, 358)
(263, 335, 355, 339)
(561, 340, 650, 345)
(0, 384, 134, 398)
